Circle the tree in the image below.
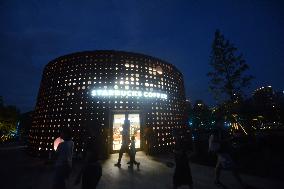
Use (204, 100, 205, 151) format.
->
(207, 30, 253, 103)
(0, 105, 20, 142)
(207, 30, 254, 135)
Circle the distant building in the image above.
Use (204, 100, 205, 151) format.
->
(252, 86, 282, 129)
(275, 90, 284, 103)
(28, 50, 187, 156)
(253, 86, 274, 104)
(253, 86, 276, 112)
(185, 99, 192, 118)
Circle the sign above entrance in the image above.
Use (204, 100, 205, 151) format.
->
(91, 89, 167, 99)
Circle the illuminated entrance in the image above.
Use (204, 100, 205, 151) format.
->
(112, 113, 140, 151)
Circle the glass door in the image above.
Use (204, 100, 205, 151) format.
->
(112, 114, 125, 151)
(129, 114, 140, 149)
(112, 113, 140, 151)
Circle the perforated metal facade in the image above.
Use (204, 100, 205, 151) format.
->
(28, 50, 187, 156)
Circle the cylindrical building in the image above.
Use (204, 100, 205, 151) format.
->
(28, 50, 187, 157)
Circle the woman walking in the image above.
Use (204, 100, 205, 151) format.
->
(173, 136, 193, 189)
(53, 127, 74, 189)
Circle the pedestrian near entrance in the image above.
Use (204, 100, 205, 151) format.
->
(114, 121, 130, 167)
(144, 125, 154, 155)
(53, 127, 74, 189)
(128, 135, 140, 169)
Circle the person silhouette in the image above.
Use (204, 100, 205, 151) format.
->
(74, 132, 102, 189)
(173, 135, 193, 189)
(53, 127, 74, 189)
(144, 125, 154, 155)
(211, 118, 247, 188)
(128, 135, 140, 169)
(114, 120, 130, 167)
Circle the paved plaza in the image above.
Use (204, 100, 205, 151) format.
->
(0, 146, 283, 189)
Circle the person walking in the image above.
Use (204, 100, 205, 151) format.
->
(53, 127, 74, 189)
(128, 135, 140, 169)
(210, 118, 247, 188)
(114, 121, 130, 167)
(173, 135, 193, 189)
(74, 133, 102, 189)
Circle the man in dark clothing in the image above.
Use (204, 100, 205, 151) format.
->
(74, 127, 102, 189)
(114, 120, 130, 167)
(173, 136, 193, 189)
(53, 127, 74, 189)
(211, 118, 247, 188)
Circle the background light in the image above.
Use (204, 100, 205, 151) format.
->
(54, 137, 64, 151)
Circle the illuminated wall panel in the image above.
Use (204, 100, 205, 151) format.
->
(28, 50, 187, 156)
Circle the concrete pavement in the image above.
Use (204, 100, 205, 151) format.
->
(0, 147, 283, 189)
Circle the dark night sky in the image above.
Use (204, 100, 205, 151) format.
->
(0, 0, 283, 112)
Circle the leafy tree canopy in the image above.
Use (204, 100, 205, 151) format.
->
(208, 30, 253, 103)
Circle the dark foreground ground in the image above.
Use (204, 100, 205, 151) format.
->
(0, 144, 283, 189)
(191, 133, 284, 181)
